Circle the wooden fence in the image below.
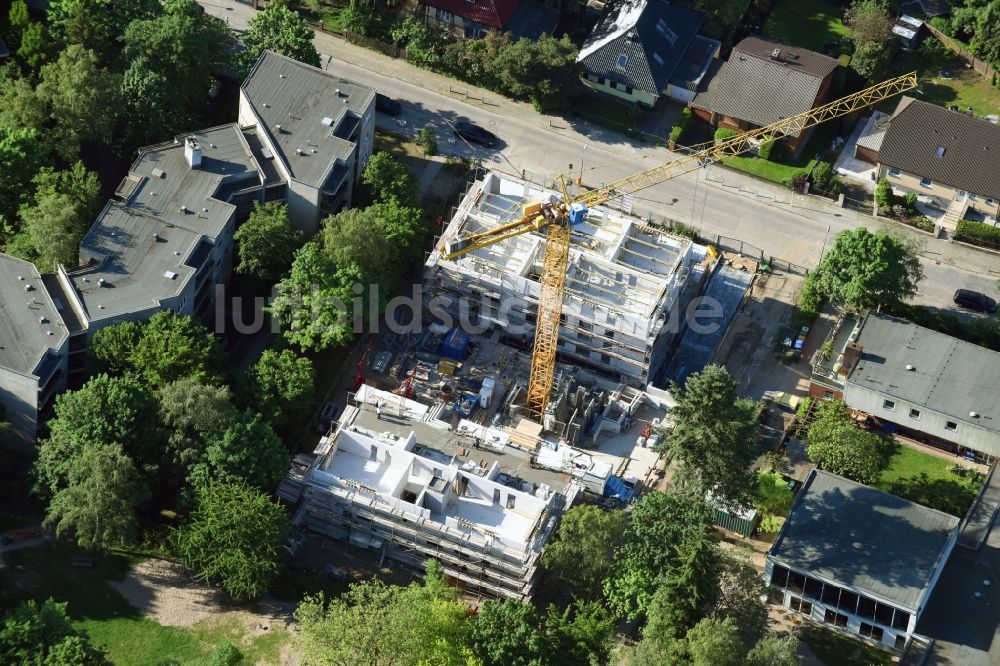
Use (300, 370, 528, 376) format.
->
(924, 22, 998, 80)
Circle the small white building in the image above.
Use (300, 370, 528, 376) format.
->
(766, 469, 959, 652)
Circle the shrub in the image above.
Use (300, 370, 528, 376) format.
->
(757, 139, 775, 161)
(955, 219, 1000, 248)
(759, 515, 784, 533)
(874, 178, 894, 210)
(669, 107, 692, 145)
(892, 203, 908, 220)
(714, 127, 738, 144)
(416, 127, 437, 156)
(908, 216, 936, 232)
(210, 640, 242, 666)
(797, 273, 823, 315)
(786, 170, 809, 192)
(904, 191, 918, 212)
(669, 221, 699, 240)
(928, 16, 951, 36)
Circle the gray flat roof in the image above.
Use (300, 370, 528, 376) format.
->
(241, 50, 374, 189)
(68, 124, 258, 322)
(848, 313, 1000, 433)
(0, 253, 68, 376)
(769, 469, 958, 611)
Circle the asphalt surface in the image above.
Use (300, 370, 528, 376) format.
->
(202, 0, 1000, 321)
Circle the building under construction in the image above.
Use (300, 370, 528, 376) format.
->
(424, 170, 705, 390)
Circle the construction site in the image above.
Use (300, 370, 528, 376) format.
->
(278, 71, 924, 601)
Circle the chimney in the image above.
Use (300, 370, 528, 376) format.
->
(184, 137, 202, 168)
(771, 48, 781, 60)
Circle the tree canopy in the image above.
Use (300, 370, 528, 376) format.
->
(175, 482, 288, 599)
(189, 411, 288, 491)
(237, 3, 320, 77)
(541, 504, 627, 601)
(806, 400, 891, 484)
(244, 348, 315, 435)
(809, 228, 923, 310)
(657, 365, 760, 510)
(0, 598, 107, 665)
(233, 201, 304, 281)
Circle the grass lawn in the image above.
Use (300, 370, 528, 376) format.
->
(891, 43, 1000, 117)
(800, 624, 894, 666)
(876, 444, 983, 517)
(763, 0, 851, 52)
(721, 121, 839, 186)
(0, 542, 291, 665)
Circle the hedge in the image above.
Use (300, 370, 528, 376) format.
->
(875, 179, 894, 210)
(714, 127, 738, 144)
(955, 219, 1000, 248)
(669, 107, 692, 144)
(757, 140, 775, 161)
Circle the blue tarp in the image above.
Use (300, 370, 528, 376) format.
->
(603, 476, 637, 503)
(441, 327, 469, 360)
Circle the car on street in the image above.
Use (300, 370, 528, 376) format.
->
(953, 288, 997, 313)
(453, 121, 498, 148)
(375, 93, 402, 116)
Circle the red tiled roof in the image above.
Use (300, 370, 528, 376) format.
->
(424, 0, 520, 30)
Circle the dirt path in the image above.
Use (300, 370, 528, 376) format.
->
(109, 558, 296, 631)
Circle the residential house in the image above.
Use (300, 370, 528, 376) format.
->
(239, 50, 376, 235)
(868, 97, 1000, 229)
(810, 312, 1000, 463)
(766, 469, 959, 652)
(0, 254, 69, 452)
(691, 36, 839, 155)
(424, 0, 559, 40)
(577, 0, 719, 108)
(282, 387, 581, 600)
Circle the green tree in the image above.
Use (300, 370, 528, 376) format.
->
(33, 374, 160, 498)
(18, 192, 89, 270)
(322, 207, 402, 293)
(657, 365, 760, 510)
(49, 0, 162, 65)
(175, 482, 288, 599)
(846, 0, 893, 44)
(189, 411, 288, 491)
(91, 320, 142, 375)
(367, 198, 426, 263)
(603, 490, 718, 621)
(158, 377, 236, 489)
(129, 311, 223, 387)
(806, 400, 891, 484)
(874, 178, 894, 211)
(850, 41, 890, 79)
(746, 634, 800, 666)
(119, 56, 186, 149)
(296, 559, 476, 666)
(755, 470, 794, 517)
(233, 201, 305, 280)
(810, 227, 922, 310)
(390, 16, 448, 67)
(0, 126, 48, 231)
(44, 442, 149, 549)
(17, 21, 54, 71)
(244, 348, 315, 434)
(712, 551, 767, 647)
(471, 598, 544, 666)
(972, 0, 1000, 65)
(237, 3, 320, 77)
(543, 600, 615, 666)
(0, 598, 107, 665)
(7, 1, 31, 51)
(541, 504, 626, 600)
(684, 617, 745, 666)
(36, 45, 121, 159)
(361, 151, 418, 206)
(31, 161, 103, 224)
(268, 241, 357, 350)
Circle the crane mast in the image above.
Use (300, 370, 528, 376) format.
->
(440, 71, 918, 418)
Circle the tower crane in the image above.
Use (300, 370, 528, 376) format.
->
(440, 71, 918, 418)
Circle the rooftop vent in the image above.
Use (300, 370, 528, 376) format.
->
(971, 411, 979, 418)
(98, 278, 106, 286)
(17, 275, 23, 280)
(771, 48, 781, 59)
(905, 364, 915, 371)
(275, 123, 283, 132)
(935, 145, 946, 157)
(98, 304, 105, 309)
(321, 117, 334, 126)
(180, 205, 188, 213)
(38, 316, 46, 324)
(279, 73, 286, 79)
(296, 148, 304, 155)
(24, 284, 33, 292)
(335, 88, 341, 96)
(151, 168, 165, 179)
(164, 271, 178, 280)
(153, 232, 160, 242)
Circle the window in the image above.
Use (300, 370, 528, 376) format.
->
(787, 571, 805, 594)
(945, 421, 957, 431)
(895, 635, 907, 651)
(770, 565, 789, 588)
(920, 177, 933, 187)
(493, 488, 501, 504)
(823, 390, 834, 400)
(655, 18, 668, 35)
(838, 589, 859, 615)
(935, 145, 946, 157)
(652, 52, 665, 67)
(789, 596, 813, 616)
(609, 81, 618, 90)
(909, 408, 921, 420)
(874, 602, 895, 627)
(892, 609, 911, 631)
(804, 577, 823, 600)
(987, 198, 996, 205)
(616, 53, 629, 70)
(625, 85, 633, 94)
(369, 446, 377, 461)
(597, 76, 606, 85)
(883, 399, 896, 411)
(969, 193, 978, 200)
(858, 596, 877, 621)
(437, 8, 454, 22)
(506, 495, 516, 509)
(824, 609, 849, 628)
(888, 167, 900, 177)
(859, 623, 884, 642)
(821, 584, 841, 606)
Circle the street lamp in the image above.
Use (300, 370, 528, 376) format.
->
(819, 224, 831, 262)
(577, 145, 588, 185)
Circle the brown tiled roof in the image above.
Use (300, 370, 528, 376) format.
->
(690, 37, 838, 135)
(879, 97, 1000, 200)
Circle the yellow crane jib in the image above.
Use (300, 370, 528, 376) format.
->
(437, 71, 918, 418)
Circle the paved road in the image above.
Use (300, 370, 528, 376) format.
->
(203, 0, 1000, 319)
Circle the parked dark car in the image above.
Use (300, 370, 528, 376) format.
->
(453, 121, 498, 148)
(953, 288, 997, 313)
(375, 93, 402, 116)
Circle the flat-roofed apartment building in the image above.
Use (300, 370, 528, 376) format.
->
(766, 469, 959, 653)
(810, 312, 1000, 463)
(284, 386, 580, 599)
(425, 171, 703, 391)
(0, 254, 69, 451)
